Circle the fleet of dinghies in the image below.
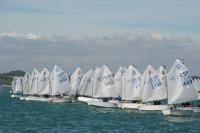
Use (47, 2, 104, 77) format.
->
(11, 59, 200, 116)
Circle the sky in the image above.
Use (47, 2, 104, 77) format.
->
(0, 0, 200, 75)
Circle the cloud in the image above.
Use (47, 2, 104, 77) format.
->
(0, 31, 199, 75)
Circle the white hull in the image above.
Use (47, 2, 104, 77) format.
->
(108, 99, 119, 104)
(20, 96, 49, 101)
(78, 97, 94, 102)
(49, 96, 72, 103)
(178, 107, 200, 113)
(162, 109, 193, 116)
(139, 104, 168, 111)
(118, 103, 142, 109)
(87, 100, 117, 108)
(11, 94, 20, 98)
(19, 96, 27, 100)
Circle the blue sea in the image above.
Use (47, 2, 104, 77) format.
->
(0, 86, 200, 133)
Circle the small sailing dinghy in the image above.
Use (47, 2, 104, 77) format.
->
(24, 69, 40, 101)
(162, 59, 199, 116)
(19, 72, 30, 100)
(77, 68, 97, 102)
(33, 67, 51, 102)
(87, 65, 118, 108)
(11, 76, 23, 98)
(48, 65, 72, 103)
(139, 65, 168, 111)
(69, 67, 82, 97)
(117, 65, 143, 109)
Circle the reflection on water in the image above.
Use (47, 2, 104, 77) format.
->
(165, 116, 197, 123)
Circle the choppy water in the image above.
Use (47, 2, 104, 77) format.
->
(0, 86, 200, 133)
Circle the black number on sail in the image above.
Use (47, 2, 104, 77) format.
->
(180, 71, 192, 87)
(150, 75, 162, 89)
(127, 77, 141, 88)
(57, 72, 67, 84)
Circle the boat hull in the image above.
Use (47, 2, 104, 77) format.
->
(178, 107, 200, 113)
(78, 97, 93, 102)
(49, 96, 72, 103)
(20, 96, 49, 101)
(162, 109, 193, 116)
(139, 104, 168, 111)
(11, 94, 20, 98)
(87, 100, 117, 108)
(118, 103, 142, 109)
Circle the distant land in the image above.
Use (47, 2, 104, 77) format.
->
(0, 70, 25, 85)
(0, 70, 199, 86)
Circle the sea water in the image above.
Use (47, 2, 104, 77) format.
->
(0, 86, 200, 133)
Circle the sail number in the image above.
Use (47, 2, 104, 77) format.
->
(180, 71, 192, 87)
(57, 72, 68, 84)
(97, 74, 114, 86)
(150, 75, 162, 89)
(127, 77, 141, 88)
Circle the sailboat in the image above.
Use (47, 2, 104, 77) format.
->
(48, 65, 72, 103)
(34, 67, 51, 101)
(69, 67, 82, 97)
(139, 65, 168, 111)
(77, 68, 97, 102)
(87, 65, 118, 108)
(192, 79, 200, 112)
(114, 66, 126, 99)
(19, 72, 30, 100)
(11, 76, 23, 98)
(162, 59, 199, 116)
(24, 69, 40, 101)
(117, 65, 143, 109)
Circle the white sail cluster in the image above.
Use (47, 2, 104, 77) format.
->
(11, 65, 70, 98)
(11, 59, 199, 107)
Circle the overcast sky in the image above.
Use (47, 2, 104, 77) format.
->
(0, 0, 200, 75)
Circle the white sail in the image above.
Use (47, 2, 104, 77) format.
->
(11, 77, 15, 92)
(12, 77, 23, 93)
(50, 65, 70, 96)
(22, 72, 30, 95)
(167, 59, 199, 104)
(193, 79, 200, 98)
(156, 65, 167, 100)
(114, 66, 127, 97)
(38, 68, 50, 95)
(28, 69, 40, 95)
(70, 67, 82, 95)
(93, 65, 117, 98)
(121, 65, 142, 100)
(142, 65, 163, 102)
(78, 68, 94, 96)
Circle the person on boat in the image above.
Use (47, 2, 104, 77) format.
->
(170, 105, 176, 110)
(153, 100, 161, 105)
